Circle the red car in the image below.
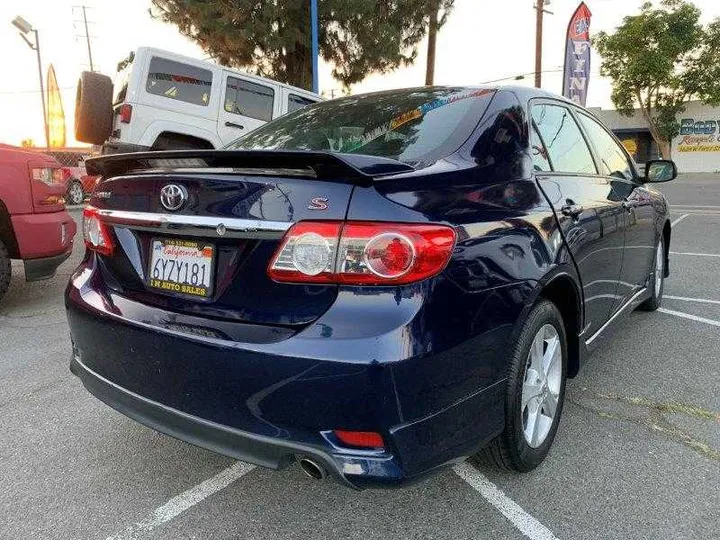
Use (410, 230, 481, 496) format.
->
(57, 164, 100, 205)
(0, 144, 77, 300)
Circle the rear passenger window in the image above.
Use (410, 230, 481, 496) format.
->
(531, 104, 596, 175)
(224, 77, 274, 121)
(288, 94, 316, 113)
(145, 57, 212, 106)
(577, 113, 635, 180)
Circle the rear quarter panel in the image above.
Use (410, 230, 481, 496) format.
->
(345, 89, 576, 430)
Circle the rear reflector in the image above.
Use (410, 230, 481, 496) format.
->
(83, 206, 115, 256)
(268, 221, 456, 285)
(119, 103, 132, 123)
(333, 430, 385, 450)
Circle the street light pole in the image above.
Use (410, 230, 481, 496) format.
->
(12, 16, 49, 150)
(34, 29, 50, 150)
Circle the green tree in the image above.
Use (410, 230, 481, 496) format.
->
(594, 0, 720, 158)
(151, 0, 453, 91)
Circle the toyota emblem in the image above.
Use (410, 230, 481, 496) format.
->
(160, 184, 188, 211)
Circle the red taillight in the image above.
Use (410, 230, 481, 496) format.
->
(119, 103, 132, 123)
(83, 207, 115, 256)
(333, 430, 385, 450)
(268, 221, 456, 285)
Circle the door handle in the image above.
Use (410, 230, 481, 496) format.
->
(224, 121, 244, 129)
(561, 203, 584, 218)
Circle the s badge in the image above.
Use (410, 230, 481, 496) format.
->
(308, 197, 329, 211)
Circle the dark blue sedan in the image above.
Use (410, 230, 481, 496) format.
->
(67, 86, 677, 489)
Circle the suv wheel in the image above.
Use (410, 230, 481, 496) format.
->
(483, 300, 567, 471)
(639, 237, 665, 311)
(67, 180, 85, 205)
(0, 238, 11, 301)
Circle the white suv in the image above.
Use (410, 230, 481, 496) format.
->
(74, 47, 321, 153)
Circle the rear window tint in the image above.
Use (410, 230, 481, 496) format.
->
(145, 57, 212, 106)
(228, 88, 495, 166)
(287, 93, 316, 113)
(224, 77, 274, 121)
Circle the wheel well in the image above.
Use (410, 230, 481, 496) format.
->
(0, 199, 20, 258)
(663, 220, 671, 278)
(540, 276, 582, 378)
(152, 132, 215, 150)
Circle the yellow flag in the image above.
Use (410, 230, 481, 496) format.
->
(46, 64, 66, 148)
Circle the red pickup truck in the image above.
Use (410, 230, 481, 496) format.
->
(0, 144, 77, 300)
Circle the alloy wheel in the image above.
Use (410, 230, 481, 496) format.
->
(68, 182, 84, 205)
(521, 324, 562, 448)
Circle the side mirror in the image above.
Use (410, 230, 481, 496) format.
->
(644, 160, 677, 183)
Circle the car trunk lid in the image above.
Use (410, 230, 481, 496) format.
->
(85, 150, 413, 328)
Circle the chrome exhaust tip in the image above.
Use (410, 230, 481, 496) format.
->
(297, 456, 326, 480)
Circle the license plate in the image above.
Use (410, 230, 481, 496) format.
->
(148, 238, 214, 298)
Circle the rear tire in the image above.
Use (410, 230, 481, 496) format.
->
(75, 71, 113, 145)
(639, 237, 664, 311)
(67, 180, 85, 205)
(482, 300, 567, 472)
(0, 239, 11, 302)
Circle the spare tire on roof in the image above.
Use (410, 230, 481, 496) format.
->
(74, 71, 113, 145)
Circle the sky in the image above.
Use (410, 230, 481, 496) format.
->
(1, 0, 720, 147)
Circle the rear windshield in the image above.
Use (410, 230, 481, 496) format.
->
(145, 57, 213, 107)
(226, 87, 495, 166)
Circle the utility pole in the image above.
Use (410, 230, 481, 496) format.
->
(81, 6, 93, 71)
(74, 5, 95, 71)
(534, 0, 553, 88)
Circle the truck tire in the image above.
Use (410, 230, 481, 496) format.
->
(0, 238, 10, 301)
(75, 71, 113, 145)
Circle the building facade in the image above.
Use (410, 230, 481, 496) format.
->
(588, 101, 720, 173)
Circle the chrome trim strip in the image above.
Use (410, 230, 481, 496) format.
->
(95, 209, 291, 240)
(585, 287, 648, 346)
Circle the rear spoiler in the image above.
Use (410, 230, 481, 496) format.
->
(84, 150, 415, 185)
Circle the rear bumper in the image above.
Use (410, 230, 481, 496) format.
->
(66, 260, 513, 488)
(70, 354, 374, 489)
(24, 251, 72, 282)
(11, 210, 76, 261)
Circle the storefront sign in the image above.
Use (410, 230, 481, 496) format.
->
(678, 118, 720, 152)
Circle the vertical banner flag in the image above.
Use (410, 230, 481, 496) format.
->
(562, 2, 592, 106)
(46, 64, 66, 148)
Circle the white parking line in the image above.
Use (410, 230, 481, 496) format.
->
(106, 462, 255, 540)
(671, 214, 689, 227)
(664, 295, 720, 305)
(658, 308, 720, 328)
(670, 251, 720, 258)
(453, 462, 560, 540)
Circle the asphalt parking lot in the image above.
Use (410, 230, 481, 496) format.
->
(1, 174, 718, 540)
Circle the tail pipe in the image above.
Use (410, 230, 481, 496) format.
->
(296, 456, 327, 480)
